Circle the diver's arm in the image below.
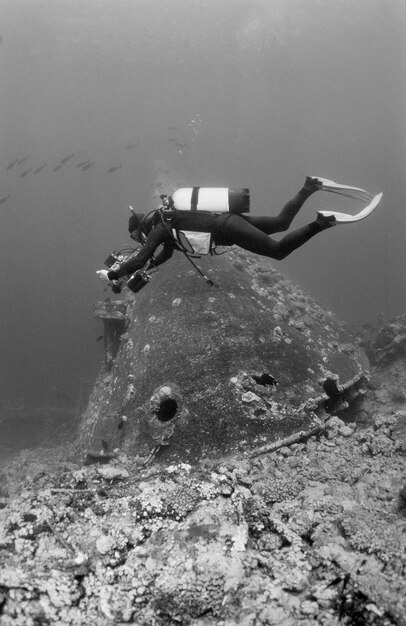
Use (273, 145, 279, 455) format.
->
(108, 225, 169, 279)
(152, 244, 174, 267)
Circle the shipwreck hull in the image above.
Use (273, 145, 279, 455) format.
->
(79, 164, 368, 462)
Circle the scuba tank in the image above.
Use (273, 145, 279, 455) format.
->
(171, 187, 249, 214)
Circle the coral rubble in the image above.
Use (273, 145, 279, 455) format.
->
(1, 380, 406, 624)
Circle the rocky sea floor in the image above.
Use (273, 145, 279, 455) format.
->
(1, 357, 406, 625)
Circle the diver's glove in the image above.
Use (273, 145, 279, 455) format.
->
(96, 269, 122, 293)
(96, 269, 110, 282)
(107, 269, 120, 281)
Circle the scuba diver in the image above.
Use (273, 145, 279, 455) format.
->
(97, 176, 381, 291)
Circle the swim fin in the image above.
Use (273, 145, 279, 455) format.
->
(317, 192, 383, 224)
(308, 176, 374, 202)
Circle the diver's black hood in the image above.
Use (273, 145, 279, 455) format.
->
(128, 213, 146, 233)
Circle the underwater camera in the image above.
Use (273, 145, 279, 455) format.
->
(126, 270, 151, 293)
(103, 252, 126, 294)
(104, 251, 153, 295)
(104, 252, 125, 270)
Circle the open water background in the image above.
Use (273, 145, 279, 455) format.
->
(0, 0, 405, 409)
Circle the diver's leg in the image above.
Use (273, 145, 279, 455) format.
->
(244, 177, 320, 234)
(221, 213, 335, 261)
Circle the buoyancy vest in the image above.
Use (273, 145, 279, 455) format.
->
(172, 229, 213, 255)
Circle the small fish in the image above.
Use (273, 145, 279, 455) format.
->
(6, 160, 17, 170)
(53, 164, 63, 172)
(60, 153, 74, 164)
(19, 168, 32, 177)
(0, 195, 10, 205)
(81, 162, 94, 171)
(33, 164, 47, 174)
(77, 160, 90, 168)
(96, 335, 104, 342)
(126, 143, 139, 150)
(101, 439, 109, 453)
(168, 138, 190, 150)
(107, 165, 122, 173)
(252, 373, 278, 386)
(17, 156, 29, 165)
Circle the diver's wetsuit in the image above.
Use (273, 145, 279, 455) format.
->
(108, 185, 323, 280)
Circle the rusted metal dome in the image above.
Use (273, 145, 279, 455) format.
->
(79, 164, 368, 463)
